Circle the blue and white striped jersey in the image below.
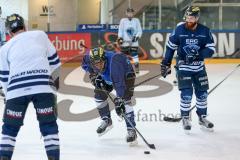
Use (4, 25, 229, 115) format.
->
(0, 30, 61, 100)
(163, 22, 215, 72)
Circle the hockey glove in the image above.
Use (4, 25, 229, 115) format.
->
(114, 97, 125, 116)
(90, 74, 113, 92)
(117, 37, 123, 45)
(132, 36, 139, 42)
(160, 61, 171, 78)
(95, 75, 106, 89)
(185, 48, 200, 64)
(89, 73, 98, 86)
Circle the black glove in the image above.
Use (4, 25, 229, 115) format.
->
(132, 36, 139, 42)
(89, 73, 98, 86)
(114, 97, 125, 116)
(95, 75, 106, 89)
(117, 38, 123, 45)
(160, 61, 171, 78)
(89, 74, 104, 89)
(90, 74, 113, 92)
(185, 48, 200, 64)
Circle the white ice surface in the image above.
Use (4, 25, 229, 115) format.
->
(0, 64, 240, 160)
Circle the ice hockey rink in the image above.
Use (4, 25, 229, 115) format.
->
(0, 62, 240, 160)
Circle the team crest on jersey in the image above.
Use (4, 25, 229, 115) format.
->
(183, 44, 200, 56)
(126, 27, 135, 38)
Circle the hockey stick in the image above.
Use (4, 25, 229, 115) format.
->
(132, 73, 162, 88)
(163, 64, 240, 122)
(102, 89, 156, 150)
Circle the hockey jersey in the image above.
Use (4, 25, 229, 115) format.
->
(0, 30, 61, 100)
(82, 51, 134, 97)
(163, 22, 215, 72)
(118, 18, 142, 47)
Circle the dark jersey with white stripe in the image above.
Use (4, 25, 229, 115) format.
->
(163, 22, 215, 72)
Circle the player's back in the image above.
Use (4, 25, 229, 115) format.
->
(0, 30, 57, 100)
(5, 31, 51, 74)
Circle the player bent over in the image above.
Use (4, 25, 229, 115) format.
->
(0, 14, 61, 160)
(82, 47, 137, 144)
(160, 6, 215, 132)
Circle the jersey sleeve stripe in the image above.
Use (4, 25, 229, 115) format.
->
(49, 59, 60, 66)
(167, 41, 178, 50)
(0, 71, 10, 75)
(205, 43, 215, 47)
(0, 77, 8, 82)
(167, 43, 178, 50)
(168, 40, 178, 47)
(48, 52, 58, 61)
(207, 47, 216, 52)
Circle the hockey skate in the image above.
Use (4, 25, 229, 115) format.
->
(126, 129, 138, 146)
(199, 115, 214, 132)
(0, 156, 9, 160)
(134, 63, 139, 74)
(182, 116, 191, 134)
(96, 118, 113, 137)
(48, 156, 55, 160)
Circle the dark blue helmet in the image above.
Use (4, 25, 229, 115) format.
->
(6, 14, 25, 33)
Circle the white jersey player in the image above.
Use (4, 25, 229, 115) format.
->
(0, 14, 61, 160)
(117, 7, 142, 74)
(0, 7, 6, 47)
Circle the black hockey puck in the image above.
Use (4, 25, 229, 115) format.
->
(144, 151, 150, 154)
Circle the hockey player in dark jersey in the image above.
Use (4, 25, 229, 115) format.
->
(82, 47, 137, 144)
(160, 6, 215, 132)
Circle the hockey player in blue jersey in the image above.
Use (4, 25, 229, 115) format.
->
(160, 6, 215, 132)
(82, 47, 137, 144)
(117, 7, 142, 74)
(0, 14, 60, 160)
